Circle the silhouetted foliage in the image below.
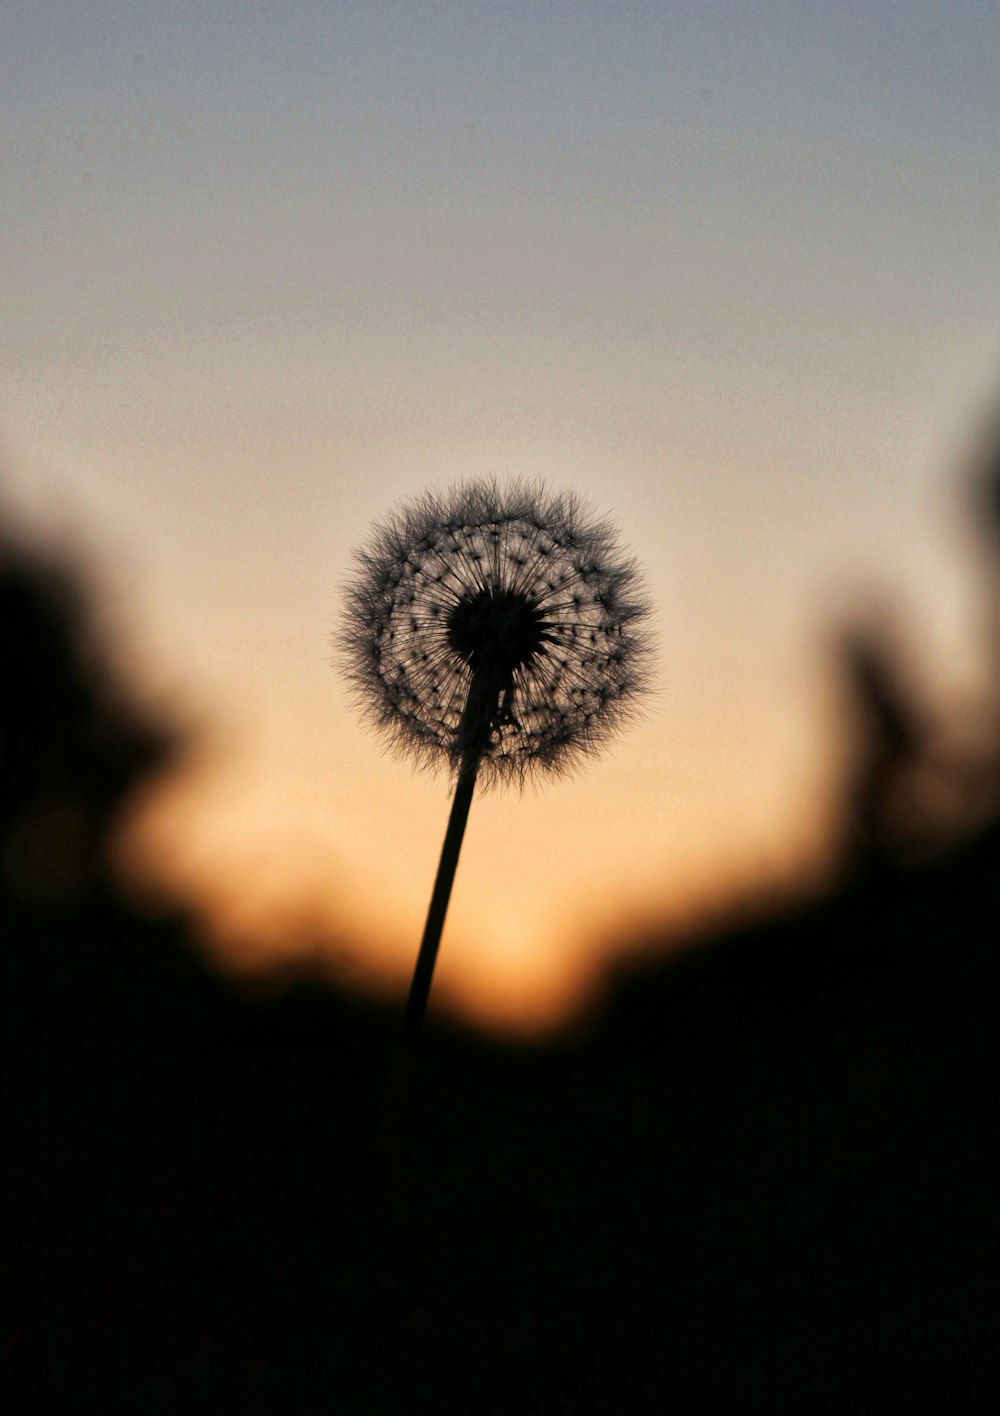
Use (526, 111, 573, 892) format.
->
(836, 615, 929, 866)
(1, 534, 172, 916)
(971, 400, 1000, 544)
(2, 502, 999, 1415)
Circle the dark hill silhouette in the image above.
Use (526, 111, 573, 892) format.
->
(2, 513, 999, 1415)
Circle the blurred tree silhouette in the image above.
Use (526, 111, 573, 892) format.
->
(971, 398, 1000, 769)
(971, 400, 1000, 539)
(1, 533, 172, 917)
(835, 614, 929, 868)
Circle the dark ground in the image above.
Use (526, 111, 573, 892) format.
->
(2, 523, 999, 1414)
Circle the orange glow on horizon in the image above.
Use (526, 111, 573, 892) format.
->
(112, 705, 839, 1038)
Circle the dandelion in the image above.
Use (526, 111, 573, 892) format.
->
(340, 479, 652, 1043)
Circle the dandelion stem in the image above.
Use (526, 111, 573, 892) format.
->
(403, 749, 480, 1046)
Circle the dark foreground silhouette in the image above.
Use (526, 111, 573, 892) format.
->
(2, 518, 999, 1415)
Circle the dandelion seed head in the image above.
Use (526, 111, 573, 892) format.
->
(339, 480, 653, 786)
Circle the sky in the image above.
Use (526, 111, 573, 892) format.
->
(4, 1, 1000, 1033)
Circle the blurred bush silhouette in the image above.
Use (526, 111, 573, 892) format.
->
(2, 450, 1000, 1415)
(1, 532, 172, 916)
(835, 612, 928, 865)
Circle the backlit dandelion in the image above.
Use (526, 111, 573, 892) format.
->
(340, 479, 652, 1042)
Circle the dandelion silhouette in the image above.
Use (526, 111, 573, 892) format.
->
(341, 480, 651, 1044)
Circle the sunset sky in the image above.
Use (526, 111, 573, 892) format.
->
(4, 2, 1000, 1032)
